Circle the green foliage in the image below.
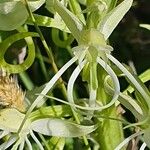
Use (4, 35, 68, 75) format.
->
(0, 0, 45, 31)
(0, 0, 149, 149)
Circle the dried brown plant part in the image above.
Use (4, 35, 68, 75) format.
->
(0, 75, 25, 112)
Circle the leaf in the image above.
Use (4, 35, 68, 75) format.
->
(54, 0, 83, 42)
(78, 0, 86, 5)
(48, 137, 65, 150)
(0, 32, 38, 73)
(97, 106, 124, 150)
(0, 1, 28, 31)
(143, 128, 150, 148)
(105, 0, 118, 12)
(0, 108, 28, 133)
(28, 0, 45, 12)
(125, 69, 150, 93)
(0, 0, 45, 31)
(31, 118, 98, 137)
(140, 24, 150, 31)
(98, 0, 133, 40)
(46, 0, 56, 14)
(139, 69, 150, 83)
(30, 105, 72, 121)
(26, 14, 70, 33)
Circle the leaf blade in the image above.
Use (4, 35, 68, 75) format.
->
(98, 0, 133, 40)
(31, 118, 97, 137)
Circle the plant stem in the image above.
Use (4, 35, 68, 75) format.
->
(19, 72, 34, 90)
(24, 0, 67, 98)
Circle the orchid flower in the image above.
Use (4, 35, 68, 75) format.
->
(2, 0, 150, 149)
(14, 1, 133, 148)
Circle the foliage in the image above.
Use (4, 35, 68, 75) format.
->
(0, 0, 149, 149)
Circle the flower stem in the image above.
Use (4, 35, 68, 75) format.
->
(24, 0, 67, 98)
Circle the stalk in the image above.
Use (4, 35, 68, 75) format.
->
(24, 0, 67, 98)
(96, 65, 124, 150)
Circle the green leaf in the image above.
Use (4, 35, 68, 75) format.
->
(31, 118, 98, 137)
(103, 0, 118, 12)
(28, 0, 45, 12)
(97, 106, 124, 150)
(0, 0, 45, 31)
(30, 105, 72, 121)
(78, 0, 86, 5)
(54, 0, 83, 42)
(98, 0, 133, 40)
(139, 69, 150, 83)
(26, 14, 70, 33)
(0, 1, 28, 31)
(125, 69, 150, 93)
(46, 0, 55, 14)
(0, 32, 39, 73)
(48, 137, 65, 150)
(143, 128, 150, 148)
(0, 108, 28, 133)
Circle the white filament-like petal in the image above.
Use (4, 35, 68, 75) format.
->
(67, 60, 87, 108)
(28, 56, 77, 113)
(97, 57, 120, 109)
(30, 130, 44, 150)
(25, 137, 33, 150)
(40, 95, 101, 110)
(0, 135, 17, 150)
(0, 130, 9, 139)
(18, 57, 77, 133)
(19, 140, 25, 150)
(140, 142, 147, 150)
(107, 54, 150, 106)
(115, 131, 144, 150)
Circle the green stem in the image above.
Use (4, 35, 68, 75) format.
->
(19, 72, 34, 90)
(37, 46, 49, 81)
(24, 0, 67, 99)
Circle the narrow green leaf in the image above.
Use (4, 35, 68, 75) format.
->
(124, 69, 150, 93)
(26, 14, 70, 33)
(28, 0, 45, 12)
(31, 118, 98, 137)
(46, 0, 55, 14)
(30, 105, 72, 121)
(54, 0, 83, 42)
(98, 0, 133, 40)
